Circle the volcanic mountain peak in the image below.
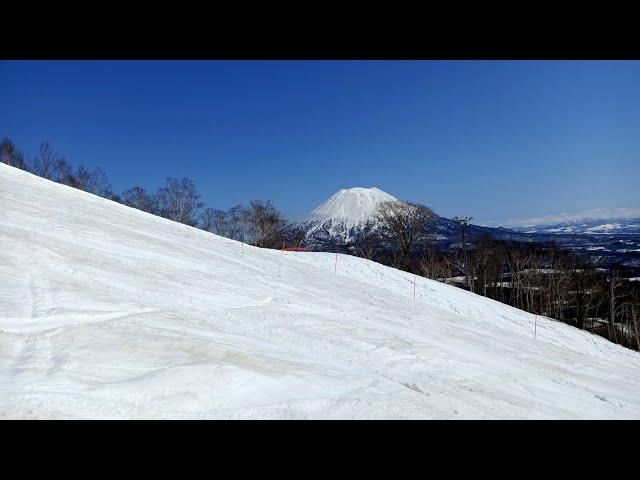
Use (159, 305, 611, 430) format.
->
(303, 187, 398, 229)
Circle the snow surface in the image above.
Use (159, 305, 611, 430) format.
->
(1, 164, 640, 419)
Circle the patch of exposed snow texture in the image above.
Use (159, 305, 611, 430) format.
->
(1, 164, 640, 419)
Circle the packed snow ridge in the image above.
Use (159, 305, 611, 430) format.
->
(1, 163, 640, 419)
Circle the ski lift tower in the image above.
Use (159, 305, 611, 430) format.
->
(453, 216, 473, 290)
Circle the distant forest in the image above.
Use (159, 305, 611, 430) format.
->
(3, 137, 639, 351)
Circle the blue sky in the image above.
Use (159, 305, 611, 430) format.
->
(1, 60, 639, 223)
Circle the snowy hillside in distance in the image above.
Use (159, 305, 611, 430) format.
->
(486, 208, 640, 235)
(515, 219, 640, 235)
(2, 164, 640, 419)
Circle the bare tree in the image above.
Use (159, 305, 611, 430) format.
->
(227, 205, 250, 242)
(568, 258, 600, 329)
(30, 141, 71, 181)
(85, 167, 113, 197)
(63, 164, 92, 189)
(374, 200, 437, 270)
(155, 177, 204, 226)
(199, 208, 230, 236)
(471, 235, 503, 298)
(199, 208, 216, 233)
(212, 209, 230, 237)
(609, 267, 624, 342)
(63, 165, 114, 198)
(0, 138, 26, 169)
(416, 244, 450, 280)
(350, 220, 380, 260)
(247, 200, 286, 248)
(122, 186, 157, 214)
(630, 287, 640, 351)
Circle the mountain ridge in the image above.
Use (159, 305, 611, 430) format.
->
(485, 207, 640, 230)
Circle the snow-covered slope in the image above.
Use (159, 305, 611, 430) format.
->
(1, 164, 640, 419)
(295, 187, 398, 244)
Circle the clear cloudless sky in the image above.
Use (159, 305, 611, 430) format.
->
(1, 60, 639, 223)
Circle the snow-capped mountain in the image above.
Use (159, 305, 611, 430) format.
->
(295, 187, 398, 246)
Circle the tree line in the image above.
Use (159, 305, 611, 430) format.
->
(1, 137, 295, 248)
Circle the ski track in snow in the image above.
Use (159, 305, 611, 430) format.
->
(1, 164, 640, 419)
